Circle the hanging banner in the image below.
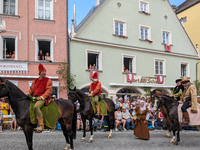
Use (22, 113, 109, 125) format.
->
(127, 73, 134, 82)
(158, 76, 164, 84)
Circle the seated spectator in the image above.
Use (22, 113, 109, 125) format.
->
(45, 52, 51, 61)
(88, 64, 92, 69)
(91, 63, 97, 70)
(119, 97, 124, 108)
(38, 50, 44, 60)
(122, 107, 133, 130)
(94, 115, 104, 131)
(77, 111, 83, 131)
(11, 51, 15, 59)
(0, 110, 3, 132)
(158, 111, 164, 123)
(10, 110, 16, 131)
(115, 107, 126, 131)
(130, 99, 136, 109)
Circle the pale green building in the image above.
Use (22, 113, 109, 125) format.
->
(70, 0, 199, 98)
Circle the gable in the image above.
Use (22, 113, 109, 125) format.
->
(73, 0, 198, 57)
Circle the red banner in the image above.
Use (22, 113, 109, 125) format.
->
(127, 74, 134, 82)
(165, 44, 171, 52)
(158, 76, 164, 84)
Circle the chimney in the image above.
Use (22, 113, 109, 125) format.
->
(171, 5, 177, 12)
(73, 4, 76, 28)
(96, 0, 100, 7)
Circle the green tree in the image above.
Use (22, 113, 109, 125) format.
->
(193, 80, 200, 96)
(143, 87, 151, 97)
(56, 62, 76, 90)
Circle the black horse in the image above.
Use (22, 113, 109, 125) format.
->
(155, 95, 180, 145)
(0, 77, 76, 150)
(68, 87, 115, 142)
(151, 90, 172, 138)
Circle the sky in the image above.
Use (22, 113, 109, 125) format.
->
(68, 0, 186, 29)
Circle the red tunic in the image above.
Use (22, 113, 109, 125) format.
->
(89, 81, 101, 96)
(28, 77, 53, 105)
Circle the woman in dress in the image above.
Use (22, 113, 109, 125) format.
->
(134, 100, 150, 140)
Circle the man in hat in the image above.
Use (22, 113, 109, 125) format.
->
(170, 79, 184, 101)
(89, 72, 101, 116)
(180, 77, 198, 126)
(28, 63, 53, 132)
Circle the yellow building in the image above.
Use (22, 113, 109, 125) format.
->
(176, 0, 200, 80)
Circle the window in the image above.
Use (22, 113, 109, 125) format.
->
(140, 1, 149, 13)
(140, 27, 148, 40)
(181, 62, 190, 77)
(2, 38, 16, 60)
(86, 49, 102, 71)
(155, 59, 165, 75)
(36, 0, 53, 20)
(123, 55, 136, 73)
(162, 30, 172, 45)
(113, 19, 127, 37)
(3, 0, 16, 15)
(36, 39, 53, 61)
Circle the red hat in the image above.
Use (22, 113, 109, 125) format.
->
(38, 63, 46, 73)
(92, 72, 98, 79)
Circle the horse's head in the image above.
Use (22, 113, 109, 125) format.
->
(150, 90, 157, 106)
(0, 77, 10, 99)
(68, 86, 78, 102)
(153, 96, 165, 112)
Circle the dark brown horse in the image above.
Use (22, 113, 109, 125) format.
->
(68, 87, 115, 142)
(0, 77, 76, 150)
(150, 90, 172, 138)
(155, 95, 180, 145)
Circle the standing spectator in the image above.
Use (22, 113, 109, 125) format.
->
(45, 52, 51, 61)
(123, 99, 129, 111)
(134, 100, 150, 140)
(115, 98, 120, 109)
(11, 51, 15, 59)
(38, 50, 44, 60)
(0, 110, 3, 132)
(122, 107, 133, 130)
(52, 95, 57, 101)
(115, 107, 126, 131)
(88, 64, 92, 69)
(91, 63, 97, 70)
(0, 98, 9, 126)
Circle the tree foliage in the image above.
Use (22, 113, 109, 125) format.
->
(193, 80, 200, 96)
(56, 62, 76, 90)
(143, 87, 151, 97)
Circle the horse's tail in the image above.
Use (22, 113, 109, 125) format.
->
(72, 103, 77, 139)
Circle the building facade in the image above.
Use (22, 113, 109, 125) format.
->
(176, 0, 200, 80)
(70, 0, 199, 98)
(0, 0, 68, 98)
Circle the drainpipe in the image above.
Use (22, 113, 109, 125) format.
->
(66, 0, 70, 73)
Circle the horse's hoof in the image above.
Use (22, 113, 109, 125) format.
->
(80, 139, 85, 142)
(108, 136, 112, 138)
(174, 142, 178, 145)
(106, 134, 109, 137)
(169, 141, 174, 143)
(88, 140, 93, 143)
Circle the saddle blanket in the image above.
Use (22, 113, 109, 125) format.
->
(178, 101, 200, 126)
(90, 97, 108, 116)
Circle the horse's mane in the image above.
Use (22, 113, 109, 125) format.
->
(75, 89, 89, 100)
(5, 79, 27, 98)
(159, 95, 178, 104)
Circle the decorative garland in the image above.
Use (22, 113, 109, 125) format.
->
(0, 82, 5, 85)
(68, 91, 77, 94)
(27, 94, 39, 102)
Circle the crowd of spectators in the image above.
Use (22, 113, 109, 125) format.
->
(38, 50, 51, 61)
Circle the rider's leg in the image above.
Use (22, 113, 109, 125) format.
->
(181, 102, 190, 125)
(34, 100, 46, 131)
(94, 96, 99, 116)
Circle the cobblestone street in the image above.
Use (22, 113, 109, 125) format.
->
(0, 130, 200, 150)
